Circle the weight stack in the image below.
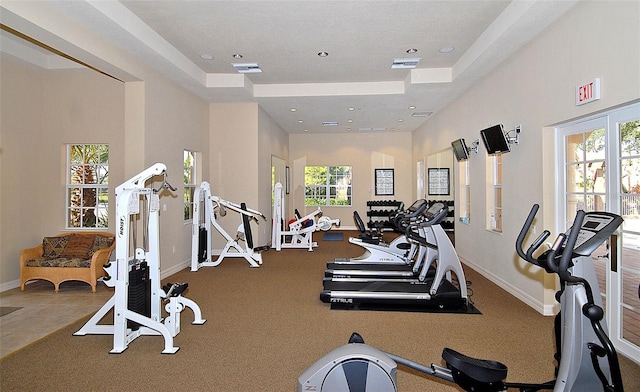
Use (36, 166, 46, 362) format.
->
(198, 227, 207, 262)
(128, 261, 151, 331)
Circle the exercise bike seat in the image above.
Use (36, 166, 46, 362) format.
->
(442, 348, 507, 388)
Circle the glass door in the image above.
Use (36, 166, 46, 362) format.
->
(557, 102, 640, 364)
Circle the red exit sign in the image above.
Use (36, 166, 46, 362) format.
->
(576, 78, 601, 106)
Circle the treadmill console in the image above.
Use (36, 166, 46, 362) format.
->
(568, 211, 623, 257)
(407, 199, 427, 213)
(424, 203, 447, 221)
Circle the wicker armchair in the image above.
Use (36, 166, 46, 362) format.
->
(20, 231, 115, 292)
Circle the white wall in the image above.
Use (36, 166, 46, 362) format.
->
(0, 59, 126, 290)
(0, 57, 211, 289)
(289, 132, 413, 228)
(413, 0, 640, 314)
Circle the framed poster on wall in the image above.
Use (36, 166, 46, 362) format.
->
(428, 168, 449, 195)
(375, 168, 394, 196)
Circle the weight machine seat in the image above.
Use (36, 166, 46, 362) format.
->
(442, 348, 508, 384)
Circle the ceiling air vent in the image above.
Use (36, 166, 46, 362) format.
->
(323, 121, 338, 126)
(391, 57, 421, 69)
(232, 63, 262, 73)
(411, 112, 433, 117)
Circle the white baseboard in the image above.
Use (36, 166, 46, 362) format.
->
(161, 259, 191, 280)
(461, 256, 558, 316)
(0, 279, 22, 293)
(1, 259, 192, 293)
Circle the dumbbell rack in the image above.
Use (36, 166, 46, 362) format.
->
(366, 200, 403, 231)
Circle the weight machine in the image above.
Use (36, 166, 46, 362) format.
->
(74, 163, 206, 354)
(272, 182, 340, 251)
(190, 181, 268, 270)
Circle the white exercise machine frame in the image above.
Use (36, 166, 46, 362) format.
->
(190, 181, 267, 270)
(74, 163, 206, 354)
(272, 182, 340, 251)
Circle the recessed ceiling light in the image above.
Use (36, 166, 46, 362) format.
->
(347, 119, 353, 123)
(318, 51, 329, 57)
(347, 128, 352, 131)
(200, 54, 214, 60)
(303, 129, 309, 132)
(232, 53, 243, 59)
(348, 107, 355, 111)
(439, 46, 455, 53)
(406, 48, 418, 54)
(298, 120, 304, 123)
(408, 106, 416, 110)
(398, 119, 404, 122)
(290, 108, 297, 112)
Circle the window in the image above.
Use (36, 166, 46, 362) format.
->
(184, 150, 198, 221)
(66, 144, 109, 229)
(487, 154, 503, 232)
(459, 160, 471, 223)
(305, 165, 352, 206)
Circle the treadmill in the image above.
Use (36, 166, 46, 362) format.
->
(320, 203, 468, 311)
(329, 199, 429, 266)
(324, 203, 448, 281)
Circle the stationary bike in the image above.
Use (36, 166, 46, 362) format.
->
(298, 204, 625, 391)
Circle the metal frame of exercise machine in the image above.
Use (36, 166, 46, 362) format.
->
(74, 163, 206, 354)
(321, 202, 469, 311)
(190, 181, 268, 270)
(272, 182, 340, 251)
(325, 202, 447, 281)
(333, 199, 429, 265)
(299, 204, 625, 392)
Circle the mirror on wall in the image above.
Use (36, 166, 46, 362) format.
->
(271, 155, 286, 197)
(271, 155, 286, 240)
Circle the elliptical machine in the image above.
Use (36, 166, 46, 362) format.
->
(298, 204, 625, 391)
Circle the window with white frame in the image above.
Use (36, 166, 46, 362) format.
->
(66, 144, 109, 229)
(459, 160, 471, 223)
(487, 154, 503, 232)
(305, 165, 352, 206)
(184, 150, 198, 221)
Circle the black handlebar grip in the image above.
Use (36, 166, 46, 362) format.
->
(515, 204, 540, 262)
(557, 210, 586, 282)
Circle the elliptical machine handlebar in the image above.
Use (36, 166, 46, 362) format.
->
(555, 210, 586, 283)
(515, 204, 551, 268)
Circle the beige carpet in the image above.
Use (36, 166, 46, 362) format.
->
(1, 231, 638, 391)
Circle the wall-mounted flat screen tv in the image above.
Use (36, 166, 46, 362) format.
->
(451, 138, 469, 161)
(480, 124, 510, 155)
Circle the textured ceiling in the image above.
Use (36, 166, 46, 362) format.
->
(0, 1, 578, 133)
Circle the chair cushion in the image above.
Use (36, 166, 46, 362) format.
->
(89, 235, 114, 256)
(42, 236, 70, 259)
(26, 257, 91, 268)
(61, 234, 95, 259)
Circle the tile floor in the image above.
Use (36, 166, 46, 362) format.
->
(0, 280, 112, 358)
